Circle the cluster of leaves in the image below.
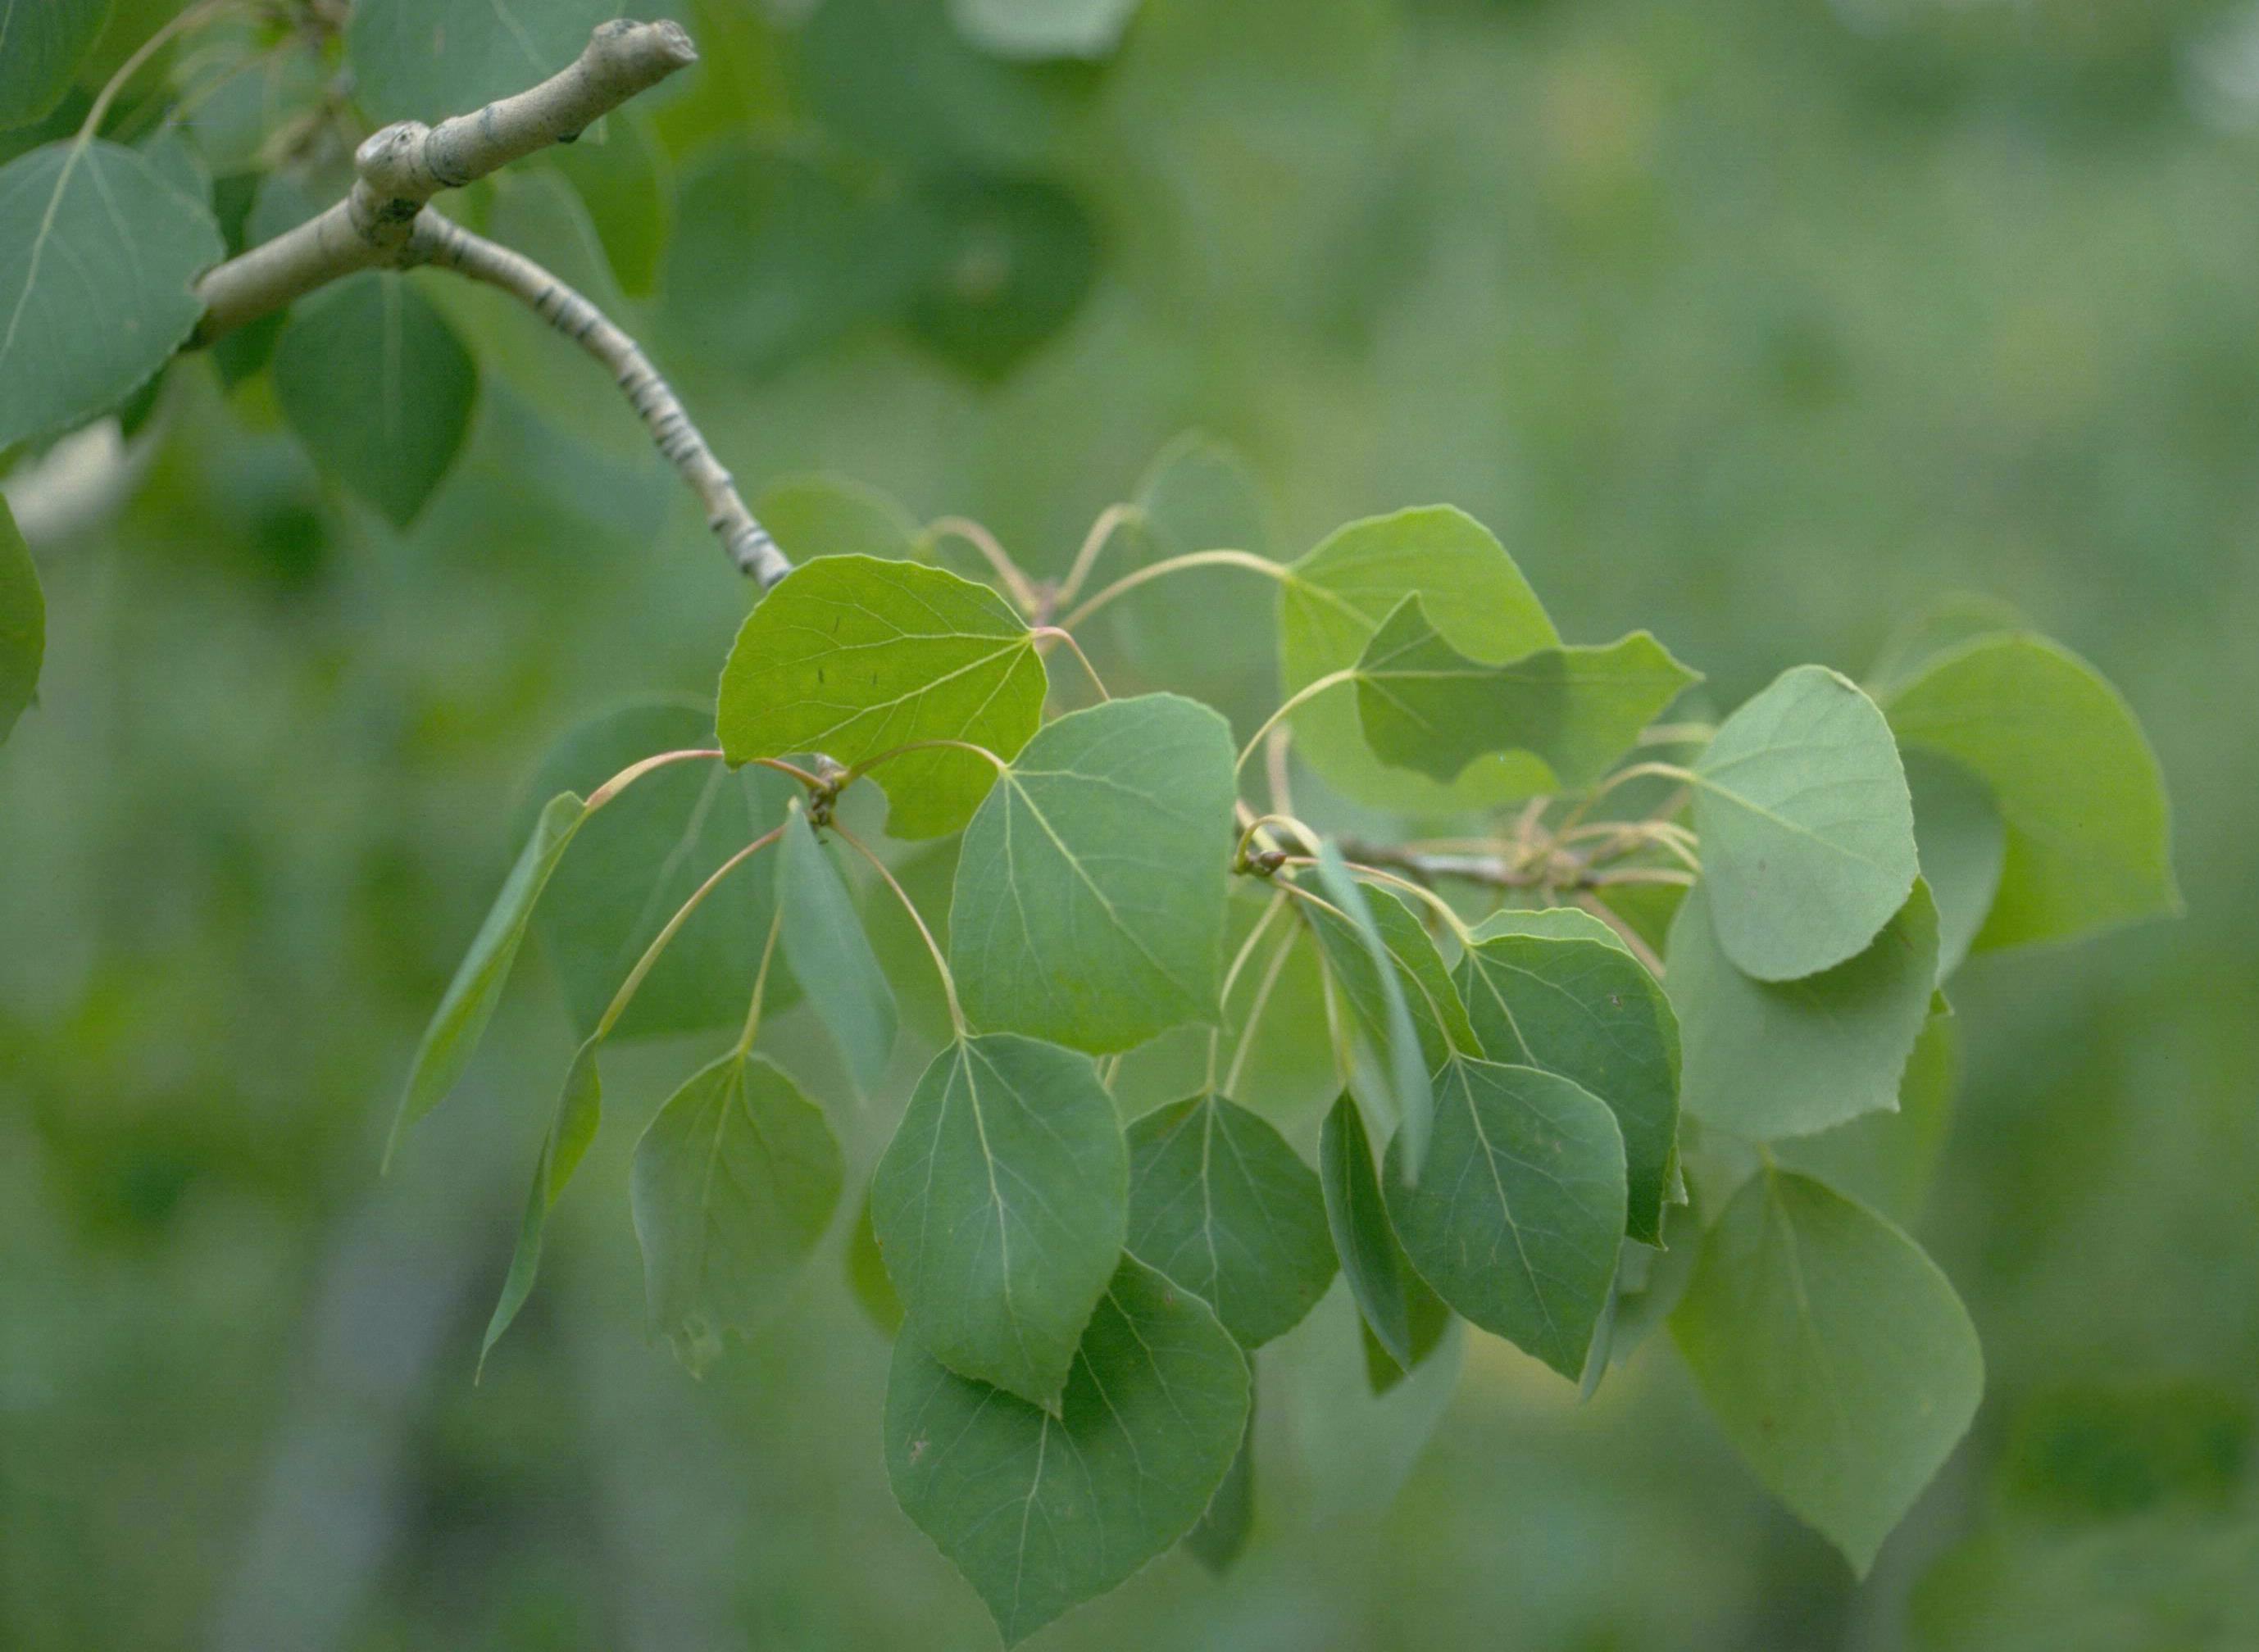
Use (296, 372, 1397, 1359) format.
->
(384, 441, 2174, 1642)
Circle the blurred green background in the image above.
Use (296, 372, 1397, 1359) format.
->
(4, 0, 2256, 1645)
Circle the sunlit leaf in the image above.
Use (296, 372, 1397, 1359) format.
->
(0, 497, 42, 744)
(1354, 593, 1698, 789)
(1672, 1169, 1983, 1574)
(950, 693, 1234, 1055)
(778, 804, 898, 1093)
(870, 1034, 1128, 1409)
(630, 1050, 845, 1373)
(1278, 506, 1559, 812)
(0, 0, 109, 129)
(1125, 1093, 1336, 1347)
(1883, 633, 2179, 953)
(1691, 665, 1918, 982)
(0, 139, 223, 449)
(388, 792, 589, 1164)
(885, 1255, 1249, 1645)
(525, 701, 800, 1042)
(716, 555, 1045, 840)
(346, 0, 616, 124)
(1383, 1056, 1626, 1379)
(1455, 928, 1681, 1242)
(273, 273, 477, 529)
(1666, 880, 1939, 1141)
(1317, 1093, 1450, 1379)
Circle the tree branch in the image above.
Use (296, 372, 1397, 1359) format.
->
(404, 212, 787, 585)
(178, 19, 793, 587)
(190, 20, 694, 344)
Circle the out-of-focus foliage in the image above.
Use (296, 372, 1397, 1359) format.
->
(2, 0, 2254, 1645)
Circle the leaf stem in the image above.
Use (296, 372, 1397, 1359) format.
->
(1030, 626, 1111, 702)
(1224, 926, 1301, 1096)
(593, 823, 785, 1039)
(1235, 669, 1360, 776)
(1207, 892, 1289, 1089)
(839, 737, 1009, 793)
(1572, 894, 1666, 976)
(1557, 760, 1698, 832)
(1052, 503, 1143, 611)
(731, 906, 787, 1057)
(584, 747, 721, 810)
(1057, 548, 1293, 633)
(1280, 856, 1475, 946)
(79, 0, 253, 140)
(830, 821, 966, 1037)
(925, 516, 1041, 616)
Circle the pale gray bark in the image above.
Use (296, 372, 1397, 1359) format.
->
(184, 19, 791, 587)
(405, 211, 789, 587)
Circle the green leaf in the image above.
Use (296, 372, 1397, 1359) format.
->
(1108, 431, 1278, 740)
(1383, 1057, 1627, 1379)
(1299, 864, 1470, 1170)
(0, 139, 223, 449)
(480, 1031, 603, 1371)
(1318, 1093, 1451, 1378)
(949, 0, 1143, 60)
(1777, 1013, 1960, 1225)
(1904, 751, 2006, 982)
(886, 1254, 1249, 1645)
(1470, 905, 1632, 954)
(1184, 1396, 1255, 1573)
(388, 792, 589, 1165)
(950, 693, 1234, 1055)
(0, 0, 109, 129)
(1670, 1169, 1984, 1574)
(659, 145, 920, 377)
(272, 273, 477, 529)
(0, 497, 42, 744)
(870, 1034, 1129, 1409)
(1691, 665, 1919, 982)
(1278, 506, 1560, 813)
(1125, 1093, 1336, 1347)
(346, 0, 616, 125)
(1454, 929, 1681, 1243)
(777, 804, 898, 1093)
(1882, 633, 2179, 952)
(848, 1181, 905, 1337)
(1667, 880, 1939, 1141)
(525, 701, 801, 1042)
(1354, 594, 1699, 789)
(716, 555, 1045, 841)
(752, 473, 922, 564)
(630, 1051, 846, 1374)
(903, 171, 1101, 382)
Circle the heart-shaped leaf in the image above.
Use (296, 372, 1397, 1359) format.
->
(885, 1255, 1249, 1645)
(870, 1033, 1128, 1409)
(1691, 665, 1917, 982)
(716, 555, 1045, 840)
(950, 693, 1234, 1055)
(1125, 1093, 1336, 1347)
